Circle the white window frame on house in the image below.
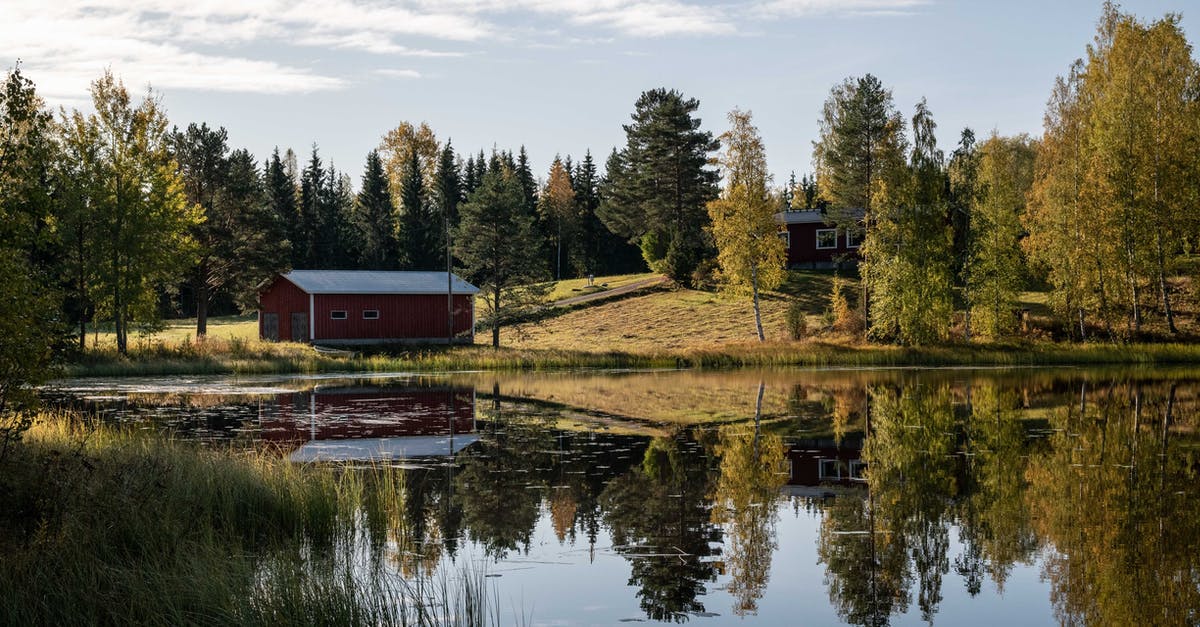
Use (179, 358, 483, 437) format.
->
(362, 309, 379, 320)
(816, 228, 838, 250)
(778, 230, 791, 249)
(818, 458, 842, 480)
(845, 229, 862, 249)
(849, 460, 867, 481)
(330, 310, 348, 320)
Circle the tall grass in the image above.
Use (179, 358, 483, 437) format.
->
(0, 411, 510, 626)
(62, 334, 1200, 379)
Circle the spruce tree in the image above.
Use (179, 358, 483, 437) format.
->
(297, 147, 324, 267)
(354, 150, 397, 269)
(398, 153, 439, 269)
(265, 148, 300, 266)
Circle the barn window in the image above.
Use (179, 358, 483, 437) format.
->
(846, 229, 862, 249)
(330, 310, 348, 320)
(778, 231, 790, 249)
(816, 229, 838, 249)
(362, 309, 379, 320)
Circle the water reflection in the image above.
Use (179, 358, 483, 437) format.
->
(258, 386, 477, 462)
(46, 369, 1200, 625)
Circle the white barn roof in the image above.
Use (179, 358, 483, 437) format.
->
(282, 270, 480, 295)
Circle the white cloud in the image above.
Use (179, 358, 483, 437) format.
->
(414, 0, 735, 36)
(756, 0, 930, 17)
(372, 68, 423, 79)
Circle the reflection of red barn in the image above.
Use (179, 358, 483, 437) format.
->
(776, 210, 863, 268)
(257, 270, 479, 345)
(784, 436, 865, 497)
(259, 386, 477, 461)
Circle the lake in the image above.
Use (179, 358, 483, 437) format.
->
(45, 367, 1200, 626)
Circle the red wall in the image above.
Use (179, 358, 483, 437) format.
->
(259, 277, 310, 341)
(258, 275, 474, 343)
(785, 223, 860, 266)
(313, 293, 473, 341)
(260, 388, 476, 445)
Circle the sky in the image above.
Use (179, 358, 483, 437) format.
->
(2, 0, 1195, 185)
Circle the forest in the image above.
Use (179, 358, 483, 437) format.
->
(0, 3, 1196, 382)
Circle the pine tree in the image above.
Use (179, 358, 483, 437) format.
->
(454, 164, 547, 347)
(598, 88, 719, 284)
(170, 125, 284, 334)
(354, 150, 397, 269)
(706, 109, 787, 341)
(813, 74, 908, 327)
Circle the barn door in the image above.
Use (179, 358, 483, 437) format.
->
(262, 313, 279, 341)
(291, 312, 308, 342)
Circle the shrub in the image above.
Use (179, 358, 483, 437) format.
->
(786, 300, 809, 340)
(830, 275, 864, 334)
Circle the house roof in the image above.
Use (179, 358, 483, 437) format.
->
(775, 209, 865, 225)
(281, 270, 481, 295)
(289, 434, 481, 462)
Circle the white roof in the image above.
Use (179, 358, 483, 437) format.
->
(282, 270, 480, 295)
(289, 434, 481, 462)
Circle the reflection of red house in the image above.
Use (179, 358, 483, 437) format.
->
(259, 386, 477, 461)
(776, 210, 862, 268)
(784, 436, 865, 496)
(257, 270, 479, 345)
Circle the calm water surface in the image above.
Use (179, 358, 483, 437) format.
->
(46, 368, 1200, 626)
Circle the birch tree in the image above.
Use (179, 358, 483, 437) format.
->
(707, 109, 786, 341)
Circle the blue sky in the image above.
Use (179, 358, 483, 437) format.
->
(3, 0, 1195, 184)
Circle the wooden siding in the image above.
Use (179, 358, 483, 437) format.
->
(259, 276, 310, 342)
(784, 222, 861, 266)
(313, 293, 473, 341)
(258, 275, 474, 343)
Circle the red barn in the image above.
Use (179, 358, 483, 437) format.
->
(258, 270, 479, 345)
(776, 210, 863, 268)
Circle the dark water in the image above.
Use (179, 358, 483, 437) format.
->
(46, 368, 1200, 626)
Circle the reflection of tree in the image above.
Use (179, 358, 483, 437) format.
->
(819, 383, 961, 626)
(601, 432, 721, 623)
(452, 401, 556, 559)
(954, 384, 1038, 594)
(1027, 382, 1200, 626)
(710, 383, 787, 616)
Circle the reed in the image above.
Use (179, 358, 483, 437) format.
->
(0, 411, 510, 626)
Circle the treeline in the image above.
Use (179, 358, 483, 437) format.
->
(814, 3, 1200, 344)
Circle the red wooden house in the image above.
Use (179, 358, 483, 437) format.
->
(258, 270, 479, 345)
(776, 210, 863, 268)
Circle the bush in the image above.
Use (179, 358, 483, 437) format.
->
(786, 300, 809, 340)
(830, 275, 864, 334)
(691, 258, 720, 292)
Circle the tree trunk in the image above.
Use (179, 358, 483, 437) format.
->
(195, 277, 209, 339)
(1154, 231, 1177, 334)
(491, 286, 501, 349)
(751, 263, 764, 342)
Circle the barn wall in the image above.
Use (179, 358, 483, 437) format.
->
(312, 293, 474, 341)
(259, 277, 310, 341)
(785, 223, 860, 266)
(260, 388, 476, 446)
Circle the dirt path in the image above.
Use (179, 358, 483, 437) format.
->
(551, 276, 667, 307)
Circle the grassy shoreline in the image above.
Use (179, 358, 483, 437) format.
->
(0, 412, 505, 626)
(59, 338, 1200, 378)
